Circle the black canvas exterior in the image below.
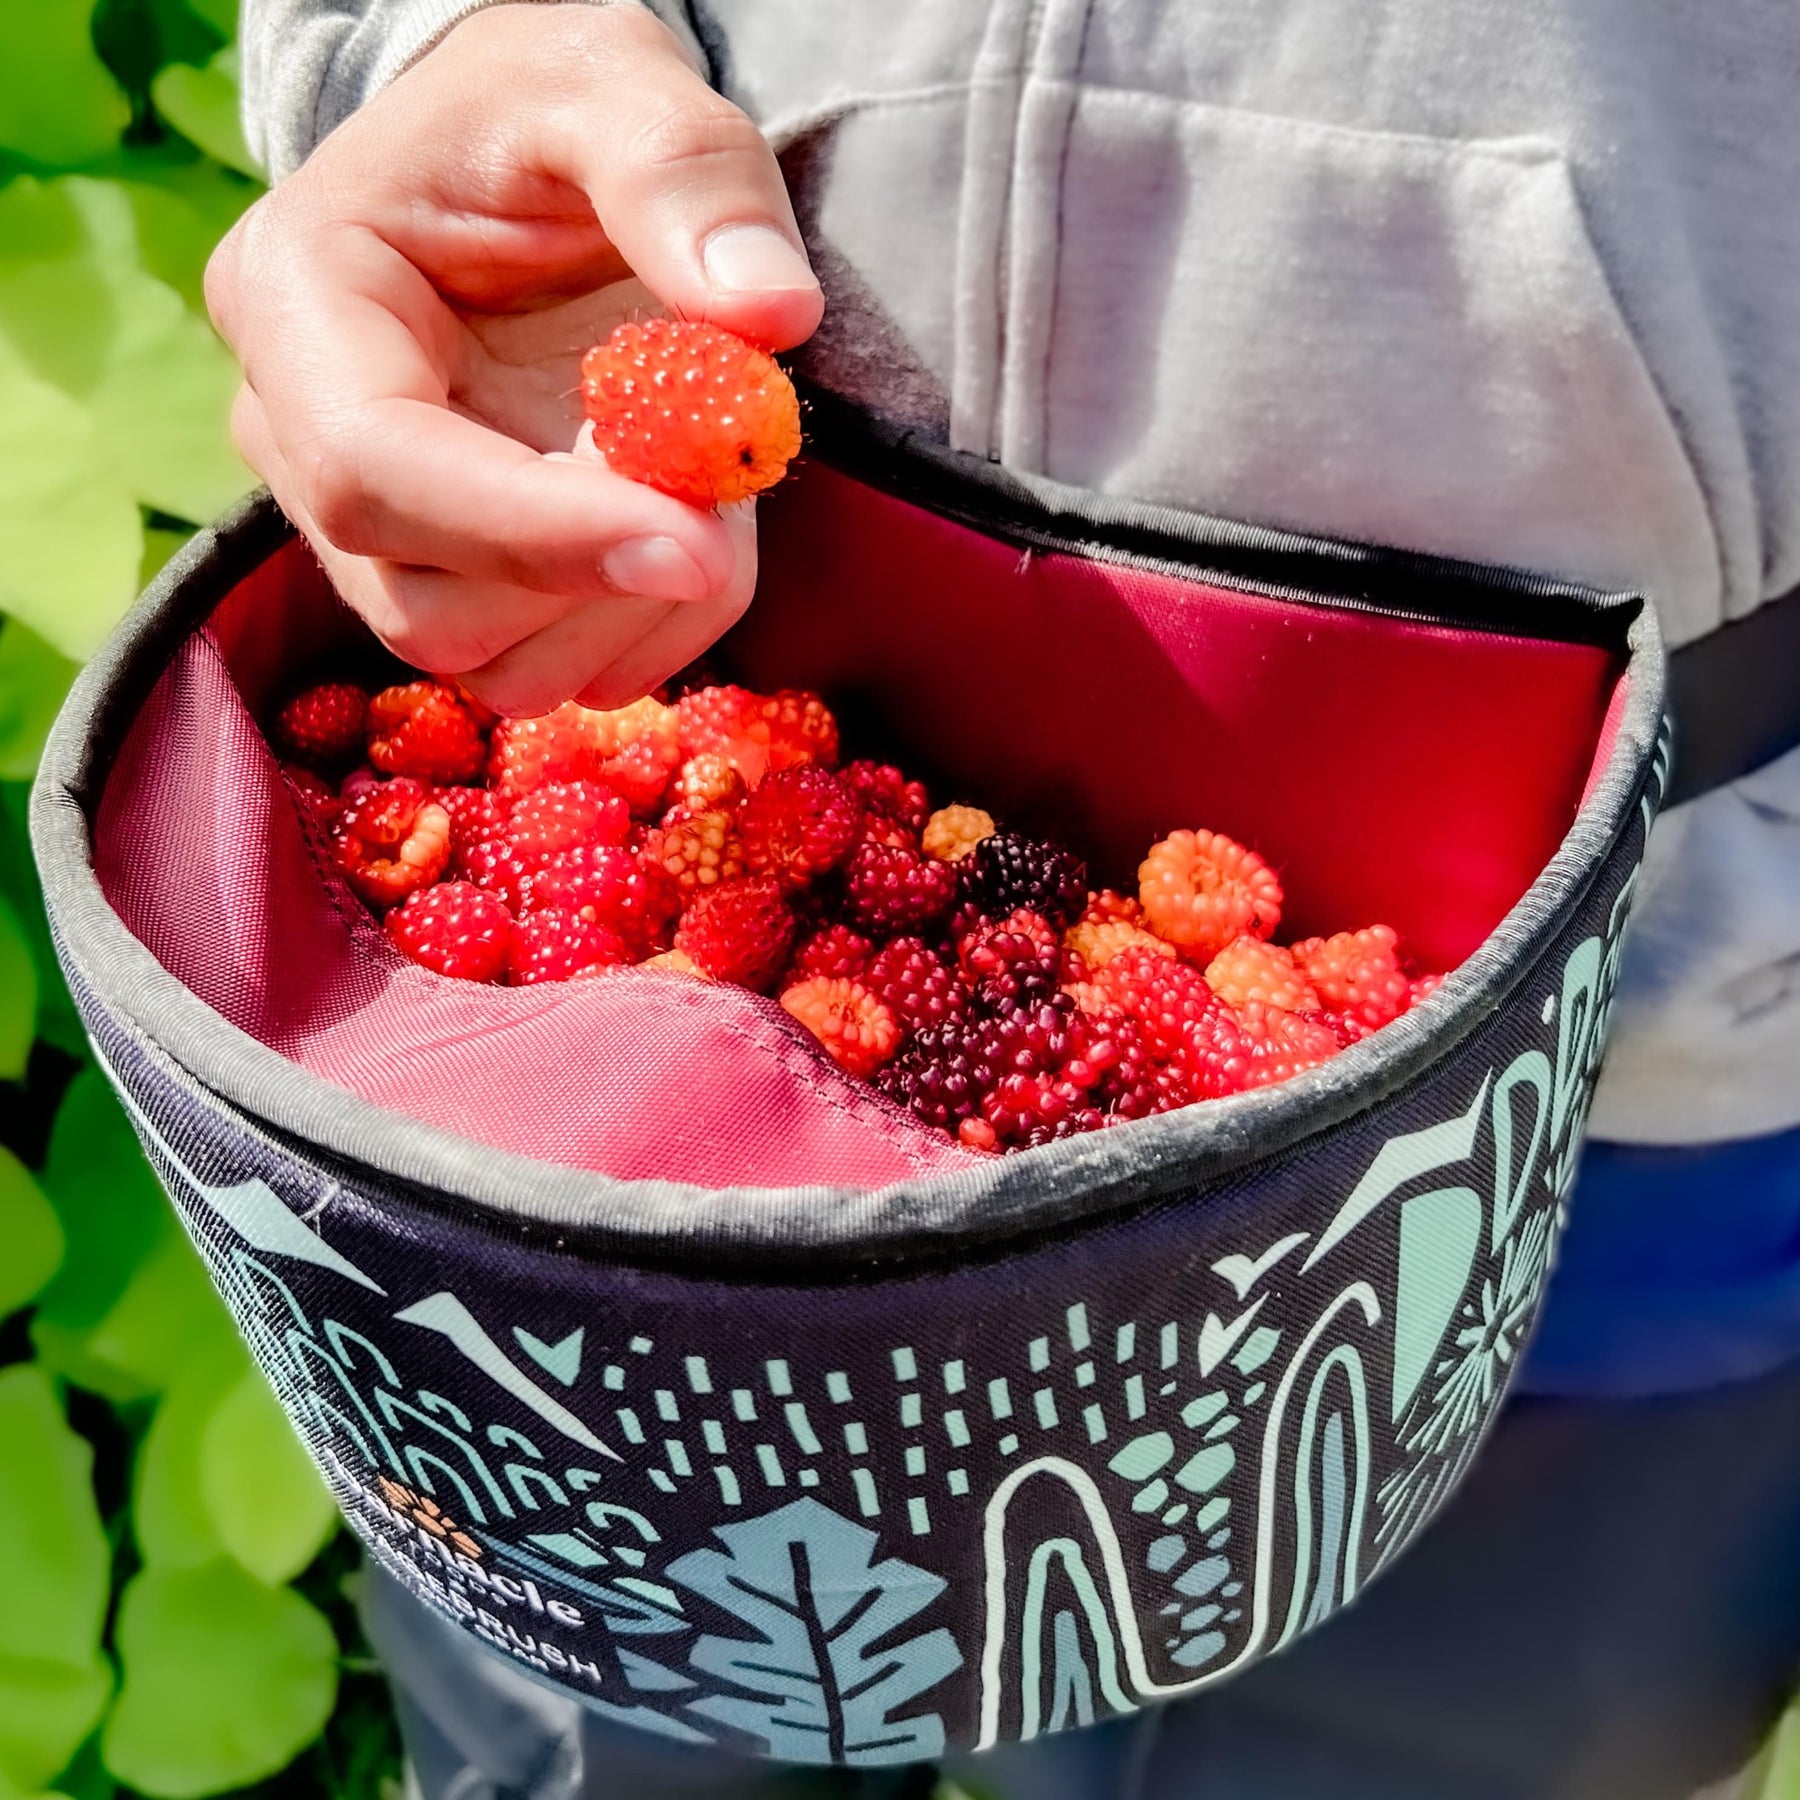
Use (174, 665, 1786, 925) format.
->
(33, 448, 1670, 1761)
(56, 727, 1659, 1764)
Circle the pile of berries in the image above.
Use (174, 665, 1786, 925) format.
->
(272, 671, 1443, 1155)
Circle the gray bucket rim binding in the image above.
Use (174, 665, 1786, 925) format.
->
(31, 440, 1668, 1269)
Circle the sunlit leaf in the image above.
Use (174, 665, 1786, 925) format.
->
(133, 1339, 248, 1569)
(0, 621, 79, 782)
(0, 785, 83, 1057)
(0, 891, 37, 1079)
(0, 332, 142, 661)
(102, 1561, 337, 1798)
(35, 1068, 170, 1332)
(0, 1656, 111, 1796)
(152, 50, 260, 181)
(0, 3, 132, 169)
(201, 1365, 337, 1585)
(0, 1148, 63, 1318)
(179, 0, 239, 40)
(32, 1218, 238, 1403)
(0, 1368, 112, 1789)
(111, 161, 258, 313)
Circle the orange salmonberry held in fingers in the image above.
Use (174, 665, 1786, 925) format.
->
(580, 318, 803, 509)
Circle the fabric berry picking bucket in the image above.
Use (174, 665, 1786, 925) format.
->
(32, 400, 1667, 1766)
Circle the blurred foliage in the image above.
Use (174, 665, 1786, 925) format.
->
(0, 5, 400, 1797)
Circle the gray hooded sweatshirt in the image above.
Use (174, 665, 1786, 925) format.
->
(239, 0, 1800, 1148)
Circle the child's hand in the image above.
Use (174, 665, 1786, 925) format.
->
(205, 3, 822, 715)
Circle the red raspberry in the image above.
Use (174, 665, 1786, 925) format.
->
(842, 761, 930, 833)
(758, 691, 839, 773)
(779, 978, 903, 1079)
(1175, 1006, 1256, 1100)
(678, 686, 766, 764)
(1233, 1001, 1341, 1089)
(1065, 917, 1176, 974)
(340, 766, 382, 803)
(1291, 924, 1410, 1030)
(333, 779, 452, 909)
(981, 1072, 1106, 1149)
(956, 909, 1064, 1007)
(489, 704, 599, 795)
(274, 681, 369, 769)
(865, 938, 966, 1033)
(507, 781, 631, 858)
(1204, 937, 1321, 1012)
(509, 909, 632, 985)
(1140, 829, 1283, 963)
(524, 844, 678, 953)
(281, 764, 342, 826)
(669, 752, 746, 814)
(675, 876, 796, 990)
(436, 786, 509, 858)
(1075, 1008, 1164, 1120)
(787, 922, 874, 983)
(1319, 1009, 1375, 1048)
(645, 806, 745, 895)
(922, 805, 996, 865)
(857, 813, 920, 852)
(841, 841, 959, 934)
(1093, 947, 1231, 1060)
(367, 681, 488, 784)
(1081, 890, 1145, 928)
(737, 766, 860, 889)
(580, 318, 801, 508)
(965, 831, 1089, 928)
(1409, 972, 1445, 1006)
(590, 698, 684, 815)
(458, 837, 539, 913)
(385, 881, 513, 981)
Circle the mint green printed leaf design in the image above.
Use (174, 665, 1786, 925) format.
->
(669, 1498, 962, 1767)
(0, 1368, 113, 1789)
(198, 1363, 337, 1585)
(102, 1561, 337, 1799)
(0, 1148, 62, 1319)
(0, 3, 131, 167)
(0, 621, 79, 783)
(152, 51, 262, 180)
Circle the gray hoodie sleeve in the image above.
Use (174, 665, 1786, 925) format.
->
(239, 0, 705, 181)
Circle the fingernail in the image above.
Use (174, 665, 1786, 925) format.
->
(703, 223, 815, 294)
(602, 536, 711, 601)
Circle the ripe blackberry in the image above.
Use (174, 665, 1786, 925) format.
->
(965, 830, 1088, 928)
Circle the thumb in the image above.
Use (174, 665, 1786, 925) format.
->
(540, 5, 823, 349)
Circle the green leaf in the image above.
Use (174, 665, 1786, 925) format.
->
(0, 1148, 63, 1318)
(0, 1367, 113, 1790)
(0, 785, 83, 1056)
(35, 1069, 170, 1333)
(32, 1219, 237, 1403)
(110, 161, 258, 314)
(0, 3, 132, 169)
(133, 1340, 248, 1570)
(179, 0, 239, 41)
(102, 1561, 337, 1798)
(0, 330, 142, 661)
(0, 890, 39, 1079)
(152, 51, 261, 182)
(0, 620, 79, 782)
(0, 1656, 111, 1796)
(200, 1365, 337, 1585)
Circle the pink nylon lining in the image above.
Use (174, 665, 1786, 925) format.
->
(92, 467, 1623, 1190)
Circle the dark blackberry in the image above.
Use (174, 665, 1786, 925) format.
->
(965, 830, 1088, 927)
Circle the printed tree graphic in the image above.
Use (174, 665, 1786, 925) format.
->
(667, 1498, 963, 1766)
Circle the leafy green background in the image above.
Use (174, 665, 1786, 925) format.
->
(3, 5, 1798, 1799)
(0, 5, 400, 1796)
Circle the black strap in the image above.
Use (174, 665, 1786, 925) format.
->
(1667, 585, 1800, 805)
